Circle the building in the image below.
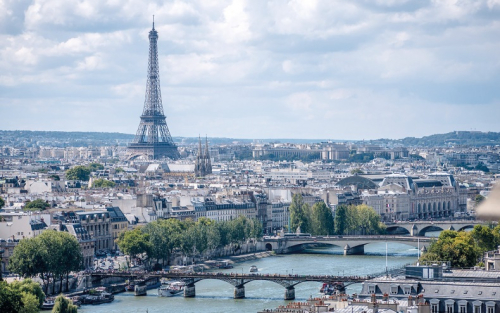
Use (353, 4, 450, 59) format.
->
(194, 137, 212, 177)
(106, 207, 128, 251)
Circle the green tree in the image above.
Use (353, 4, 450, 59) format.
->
(311, 202, 334, 235)
(9, 279, 45, 308)
(0, 281, 22, 313)
(115, 167, 125, 173)
(92, 179, 116, 188)
(65, 166, 91, 181)
(49, 175, 60, 181)
(475, 194, 485, 207)
(52, 295, 77, 313)
(350, 168, 364, 175)
(0, 196, 5, 209)
(88, 163, 104, 172)
(19, 292, 40, 313)
(419, 230, 480, 268)
(289, 194, 311, 233)
(117, 227, 151, 267)
(471, 225, 496, 254)
(24, 199, 50, 211)
(334, 205, 348, 235)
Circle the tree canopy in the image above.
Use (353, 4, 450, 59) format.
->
(92, 179, 116, 188)
(334, 204, 384, 235)
(65, 166, 91, 181)
(9, 230, 82, 294)
(52, 295, 78, 313)
(289, 194, 311, 233)
(0, 196, 4, 209)
(0, 279, 45, 313)
(311, 201, 334, 235)
(24, 199, 50, 211)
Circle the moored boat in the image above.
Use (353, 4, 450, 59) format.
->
(158, 281, 185, 297)
(134, 284, 148, 296)
(250, 265, 258, 272)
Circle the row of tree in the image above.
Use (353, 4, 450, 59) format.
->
(288, 194, 385, 235)
(420, 224, 500, 268)
(117, 216, 262, 267)
(9, 230, 83, 294)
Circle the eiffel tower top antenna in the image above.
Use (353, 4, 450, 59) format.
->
(152, 15, 155, 30)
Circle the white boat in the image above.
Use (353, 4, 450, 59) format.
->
(249, 265, 258, 272)
(158, 281, 185, 297)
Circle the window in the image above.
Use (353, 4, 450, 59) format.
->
(447, 304, 454, 313)
(368, 285, 375, 294)
(474, 306, 481, 313)
(487, 306, 494, 313)
(432, 304, 438, 313)
(460, 305, 466, 313)
(391, 286, 398, 295)
(404, 287, 411, 295)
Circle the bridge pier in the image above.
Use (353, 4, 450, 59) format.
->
(284, 286, 295, 300)
(184, 284, 196, 298)
(344, 244, 364, 255)
(234, 285, 245, 299)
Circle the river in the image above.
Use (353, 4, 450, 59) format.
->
(79, 242, 421, 313)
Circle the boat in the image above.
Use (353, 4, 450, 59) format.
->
(158, 281, 185, 297)
(125, 279, 143, 291)
(216, 260, 233, 269)
(40, 297, 55, 310)
(249, 265, 258, 272)
(80, 292, 114, 305)
(134, 284, 148, 296)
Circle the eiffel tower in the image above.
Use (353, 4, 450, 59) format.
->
(127, 19, 180, 160)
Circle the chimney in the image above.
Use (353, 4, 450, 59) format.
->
(371, 293, 376, 303)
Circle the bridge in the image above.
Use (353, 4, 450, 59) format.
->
(385, 220, 482, 236)
(88, 270, 391, 300)
(262, 235, 432, 255)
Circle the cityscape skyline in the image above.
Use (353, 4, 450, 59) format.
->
(1, 1, 499, 140)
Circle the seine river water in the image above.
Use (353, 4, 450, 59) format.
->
(80, 242, 422, 313)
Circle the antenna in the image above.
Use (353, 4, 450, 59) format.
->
(152, 15, 155, 30)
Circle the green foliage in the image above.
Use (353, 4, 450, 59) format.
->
(49, 175, 60, 181)
(0, 196, 4, 209)
(409, 154, 424, 160)
(115, 167, 125, 173)
(88, 163, 104, 172)
(24, 199, 50, 211)
(311, 202, 334, 235)
(471, 225, 496, 253)
(0, 279, 44, 313)
(118, 216, 263, 266)
(419, 230, 479, 268)
(475, 194, 485, 206)
(289, 194, 312, 233)
(65, 166, 91, 181)
(334, 204, 383, 235)
(9, 279, 45, 308)
(19, 292, 40, 313)
(52, 295, 78, 313)
(0, 281, 22, 313)
(9, 230, 82, 294)
(92, 179, 116, 188)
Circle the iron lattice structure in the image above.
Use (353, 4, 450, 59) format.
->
(127, 21, 180, 160)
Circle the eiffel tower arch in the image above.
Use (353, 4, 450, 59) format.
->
(127, 19, 180, 160)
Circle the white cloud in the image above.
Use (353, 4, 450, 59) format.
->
(0, 0, 499, 139)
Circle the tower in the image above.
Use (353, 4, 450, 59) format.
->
(127, 19, 180, 160)
(194, 136, 212, 177)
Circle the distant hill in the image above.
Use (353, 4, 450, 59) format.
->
(1, 130, 499, 147)
(365, 131, 500, 147)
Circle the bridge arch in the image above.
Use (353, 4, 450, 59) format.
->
(417, 225, 444, 236)
(385, 225, 411, 235)
(265, 243, 273, 251)
(456, 225, 475, 232)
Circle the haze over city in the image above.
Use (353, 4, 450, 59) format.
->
(1, 0, 500, 139)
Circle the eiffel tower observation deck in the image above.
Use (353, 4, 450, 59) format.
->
(127, 19, 180, 160)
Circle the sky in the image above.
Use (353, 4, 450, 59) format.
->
(1, 0, 499, 140)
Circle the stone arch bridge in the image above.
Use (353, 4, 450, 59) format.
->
(385, 220, 482, 236)
(261, 235, 431, 255)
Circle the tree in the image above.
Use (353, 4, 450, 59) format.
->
(52, 295, 77, 313)
(115, 167, 125, 173)
(334, 205, 348, 235)
(289, 194, 311, 233)
(471, 225, 496, 254)
(117, 228, 151, 267)
(92, 179, 116, 188)
(19, 292, 40, 313)
(419, 230, 480, 268)
(49, 175, 60, 181)
(9, 279, 45, 308)
(88, 163, 104, 172)
(24, 199, 50, 211)
(350, 168, 364, 175)
(475, 194, 485, 207)
(65, 166, 91, 181)
(0, 281, 22, 313)
(311, 202, 334, 235)
(0, 196, 5, 209)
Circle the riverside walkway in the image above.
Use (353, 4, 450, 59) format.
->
(87, 267, 402, 300)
